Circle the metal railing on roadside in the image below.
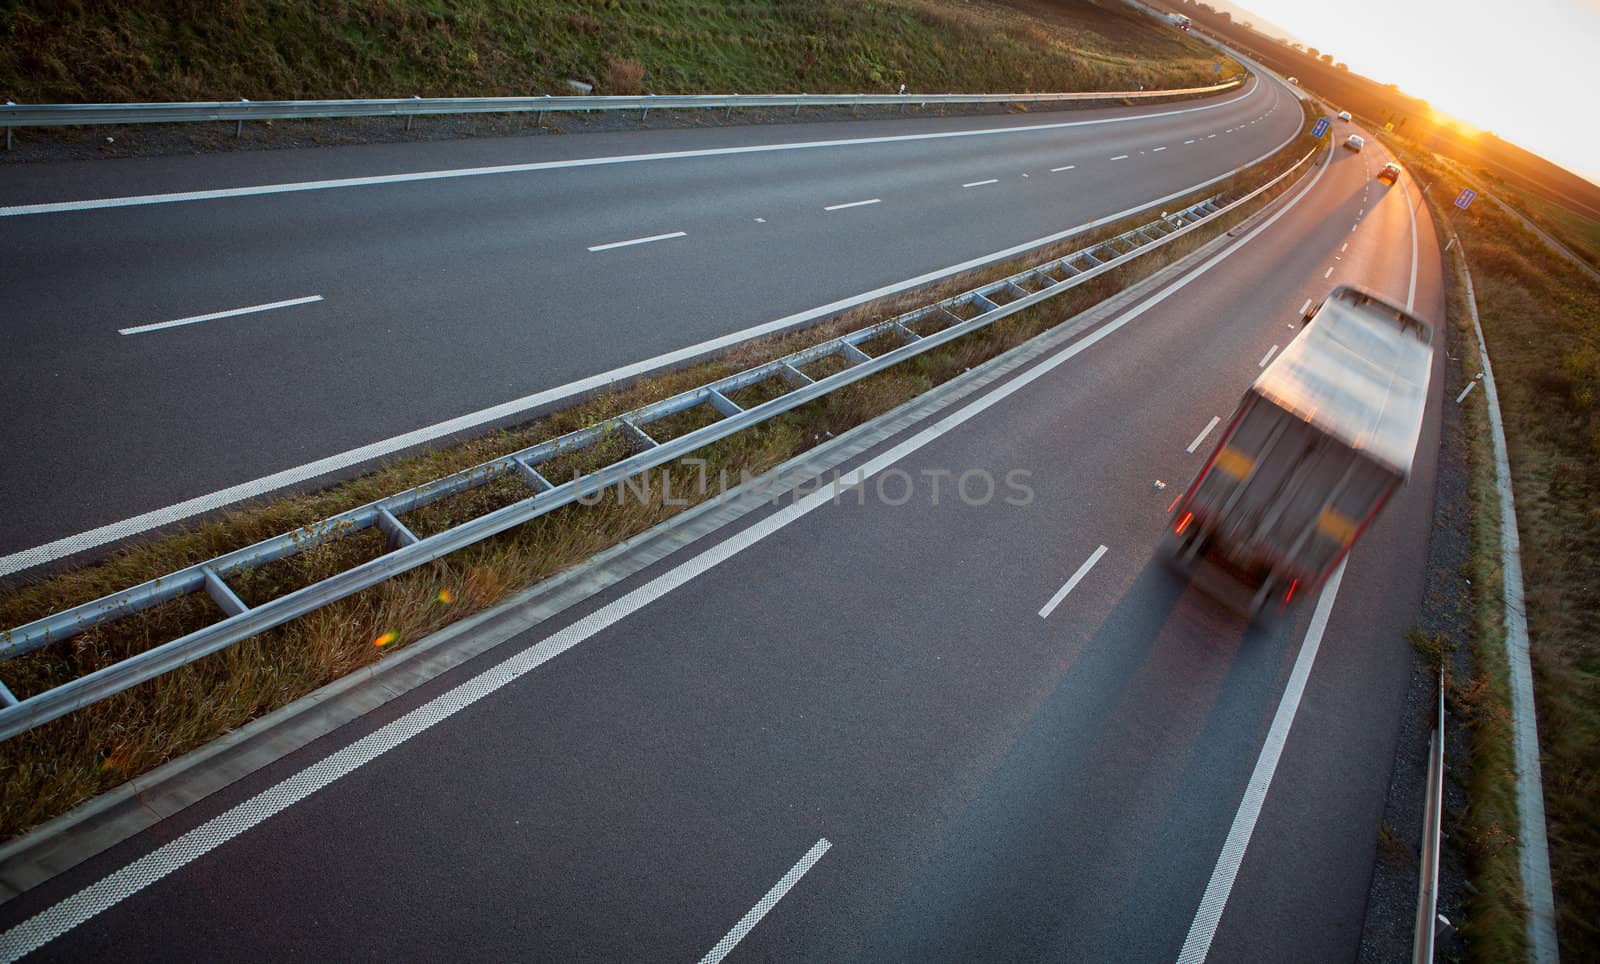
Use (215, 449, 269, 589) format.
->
(0, 79, 1242, 145)
(1413, 670, 1447, 963)
(0, 139, 1318, 741)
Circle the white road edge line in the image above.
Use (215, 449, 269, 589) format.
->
(0, 115, 1308, 578)
(962, 179, 999, 188)
(1455, 381, 1477, 404)
(699, 838, 831, 964)
(1038, 545, 1108, 619)
(1178, 149, 1420, 964)
(823, 198, 881, 212)
(117, 296, 323, 336)
(1185, 416, 1222, 454)
(587, 230, 686, 252)
(1050, 165, 1076, 173)
(1, 85, 1263, 218)
(0, 134, 1334, 959)
(1258, 344, 1278, 368)
(1175, 562, 1348, 964)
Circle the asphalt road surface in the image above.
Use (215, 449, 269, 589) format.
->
(0, 78, 1303, 572)
(0, 124, 1446, 962)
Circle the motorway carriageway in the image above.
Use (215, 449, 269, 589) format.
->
(0, 78, 1301, 573)
(0, 126, 1448, 962)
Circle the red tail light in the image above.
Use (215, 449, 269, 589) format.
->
(1284, 579, 1300, 603)
(1175, 512, 1194, 535)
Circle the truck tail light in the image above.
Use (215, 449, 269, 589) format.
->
(1175, 512, 1194, 535)
(1284, 578, 1300, 603)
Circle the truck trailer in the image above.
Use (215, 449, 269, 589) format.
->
(1167, 286, 1434, 616)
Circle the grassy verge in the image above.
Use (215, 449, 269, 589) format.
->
(1382, 134, 1600, 961)
(1, 0, 1237, 103)
(0, 105, 1318, 843)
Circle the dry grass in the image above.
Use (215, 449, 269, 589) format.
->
(0, 106, 1317, 843)
(1384, 133, 1600, 961)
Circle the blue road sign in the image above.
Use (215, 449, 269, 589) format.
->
(1214, 63, 1222, 73)
(1455, 188, 1478, 210)
(1311, 117, 1330, 139)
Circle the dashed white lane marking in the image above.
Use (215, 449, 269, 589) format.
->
(699, 839, 832, 964)
(1184, 139, 1196, 144)
(1324, 266, 1334, 278)
(823, 198, 881, 212)
(588, 230, 686, 252)
(962, 178, 999, 188)
(1258, 344, 1279, 367)
(1340, 242, 1348, 252)
(1, 86, 1267, 218)
(1185, 416, 1222, 454)
(1038, 545, 1109, 618)
(1456, 381, 1478, 404)
(1207, 134, 1217, 138)
(1352, 223, 1359, 232)
(1153, 146, 1168, 152)
(1110, 154, 1131, 161)
(1050, 165, 1076, 172)
(1299, 298, 1313, 315)
(117, 295, 323, 336)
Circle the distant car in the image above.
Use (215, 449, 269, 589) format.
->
(1337, 110, 1353, 122)
(1377, 162, 1402, 184)
(1344, 134, 1365, 152)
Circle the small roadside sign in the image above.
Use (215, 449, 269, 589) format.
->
(1214, 63, 1222, 74)
(1311, 117, 1330, 139)
(1455, 188, 1477, 210)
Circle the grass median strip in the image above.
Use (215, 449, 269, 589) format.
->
(0, 108, 1317, 844)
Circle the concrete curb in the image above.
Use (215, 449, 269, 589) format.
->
(1454, 238, 1559, 963)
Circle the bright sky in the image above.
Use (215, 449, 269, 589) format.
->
(1231, 0, 1600, 185)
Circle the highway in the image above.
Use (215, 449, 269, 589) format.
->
(0, 78, 1303, 573)
(0, 116, 1446, 961)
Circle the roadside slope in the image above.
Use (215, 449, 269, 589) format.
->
(1, 0, 1236, 103)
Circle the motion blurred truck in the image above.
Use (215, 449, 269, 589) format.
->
(1167, 286, 1434, 615)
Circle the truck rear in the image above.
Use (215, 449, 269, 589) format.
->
(1168, 286, 1434, 615)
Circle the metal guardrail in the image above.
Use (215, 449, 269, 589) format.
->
(1413, 669, 1446, 963)
(0, 140, 1318, 740)
(0, 80, 1241, 141)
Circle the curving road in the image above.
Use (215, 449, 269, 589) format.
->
(0, 79, 1303, 573)
(0, 116, 1446, 962)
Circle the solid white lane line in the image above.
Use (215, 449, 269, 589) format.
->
(1176, 563, 1348, 963)
(1456, 381, 1478, 403)
(962, 178, 999, 188)
(1050, 165, 1076, 173)
(1153, 146, 1168, 152)
(1, 108, 1311, 578)
(587, 231, 686, 252)
(1324, 266, 1334, 278)
(0, 145, 1336, 958)
(117, 296, 323, 336)
(1038, 545, 1108, 619)
(823, 198, 881, 212)
(1185, 416, 1222, 454)
(699, 839, 831, 964)
(1258, 344, 1279, 367)
(2, 86, 1263, 218)
(1298, 298, 1312, 315)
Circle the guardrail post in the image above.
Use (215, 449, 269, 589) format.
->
(4, 102, 13, 150)
(406, 94, 420, 131)
(235, 98, 248, 138)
